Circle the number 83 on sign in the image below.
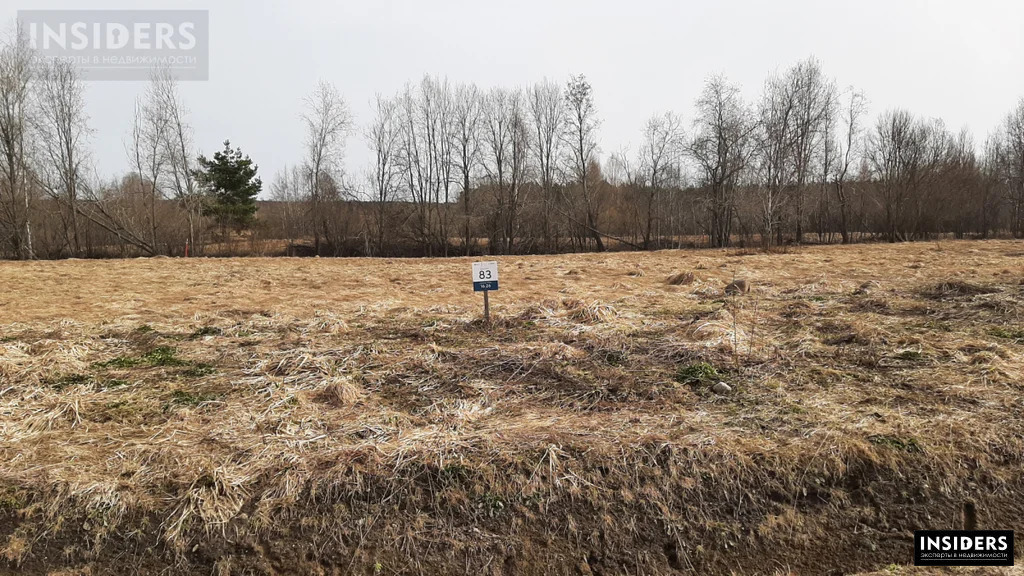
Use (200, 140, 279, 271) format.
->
(472, 261, 499, 292)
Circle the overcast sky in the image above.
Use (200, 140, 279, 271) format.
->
(3, 0, 1023, 195)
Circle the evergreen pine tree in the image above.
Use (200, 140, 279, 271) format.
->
(194, 140, 263, 232)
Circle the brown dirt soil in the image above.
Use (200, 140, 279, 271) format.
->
(0, 240, 1023, 575)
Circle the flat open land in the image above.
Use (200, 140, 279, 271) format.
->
(1, 241, 1023, 575)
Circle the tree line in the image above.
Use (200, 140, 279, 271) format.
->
(2, 26, 1023, 259)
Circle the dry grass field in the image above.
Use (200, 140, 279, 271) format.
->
(1, 240, 1023, 575)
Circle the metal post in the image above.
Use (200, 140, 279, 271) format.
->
(483, 290, 490, 324)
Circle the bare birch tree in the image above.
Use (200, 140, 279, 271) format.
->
(34, 58, 91, 256)
(302, 80, 352, 254)
(128, 87, 169, 252)
(366, 93, 402, 255)
(0, 25, 36, 259)
(788, 58, 836, 242)
(996, 99, 1024, 237)
(270, 165, 307, 247)
(452, 82, 482, 255)
(831, 89, 867, 243)
(420, 76, 455, 254)
(753, 71, 797, 247)
(562, 74, 605, 251)
(636, 112, 685, 248)
(149, 67, 202, 253)
(504, 89, 531, 253)
(482, 87, 513, 253)
(528, 80, 565, 252)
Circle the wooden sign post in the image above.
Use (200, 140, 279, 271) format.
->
(471, 261, 499, 323)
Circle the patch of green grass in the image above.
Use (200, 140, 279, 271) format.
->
(990, 327, 1024, 342)
(93, 356, 140, 369)
(676, 362, 720, 384)
(142, 346, 187, 367)
(99, 399, 159, 423)
(169, 390, 218, 407)
(95, 346, 213, 374)
(189, 326, 222, 339)
(868, 434, 922, 453)
(180, 363, 216, 378)
(98, 378, 130, 390)
(439, 463, 471, 483)
(47, 373, 93, 391)
(894, 349, 924, 361)
(477, 493, 506, 517)
(0, 487, 26, 511)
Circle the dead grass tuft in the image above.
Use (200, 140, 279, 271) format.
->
(921, 280, 1000, 298)
(666, 271, 696, 286)
(562, 298, 617, 323)
(317, 376, 365, 406)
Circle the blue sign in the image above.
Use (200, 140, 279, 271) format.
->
(473, 281, 498, 292)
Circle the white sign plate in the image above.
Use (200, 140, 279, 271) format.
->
(472, 261, 499, 292)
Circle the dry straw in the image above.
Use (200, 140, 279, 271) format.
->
(0, 240, 1023, 573)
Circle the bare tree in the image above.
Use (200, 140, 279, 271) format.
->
(635, 112, 685, 248)
(911, 119, 955, 239)
(0, 25, 36, 259)
(562, 74, 605, 251)
(393, 76, 456, 255)
(128, 87, 168, 252)
(870, 109, 913, 242)
(397, 83, 427, 249)
(996, 99, 1024, 237)
(149, 67, 202, 253)
(420, 76, 455, 255)
(942, 128, 981, 238)
(831, 89, 867, 243)
(452, 82, 482, 255)
(689, 75, 752, 248)
(869, 109, 951, 242)
(788, 58, 837, 242)
(503, 89, 531, 253)
(528, 80, 565, 252)
(76, 171, 162, 256)
(481, 87, 515, 252)
(74, 87, 169, 259)
(269, 165, 307, 247)
(302, 80, 353, 254)
(34, 58, 91, 256)
(366, 93, 402, 255)
(752, 71, 798, 247)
